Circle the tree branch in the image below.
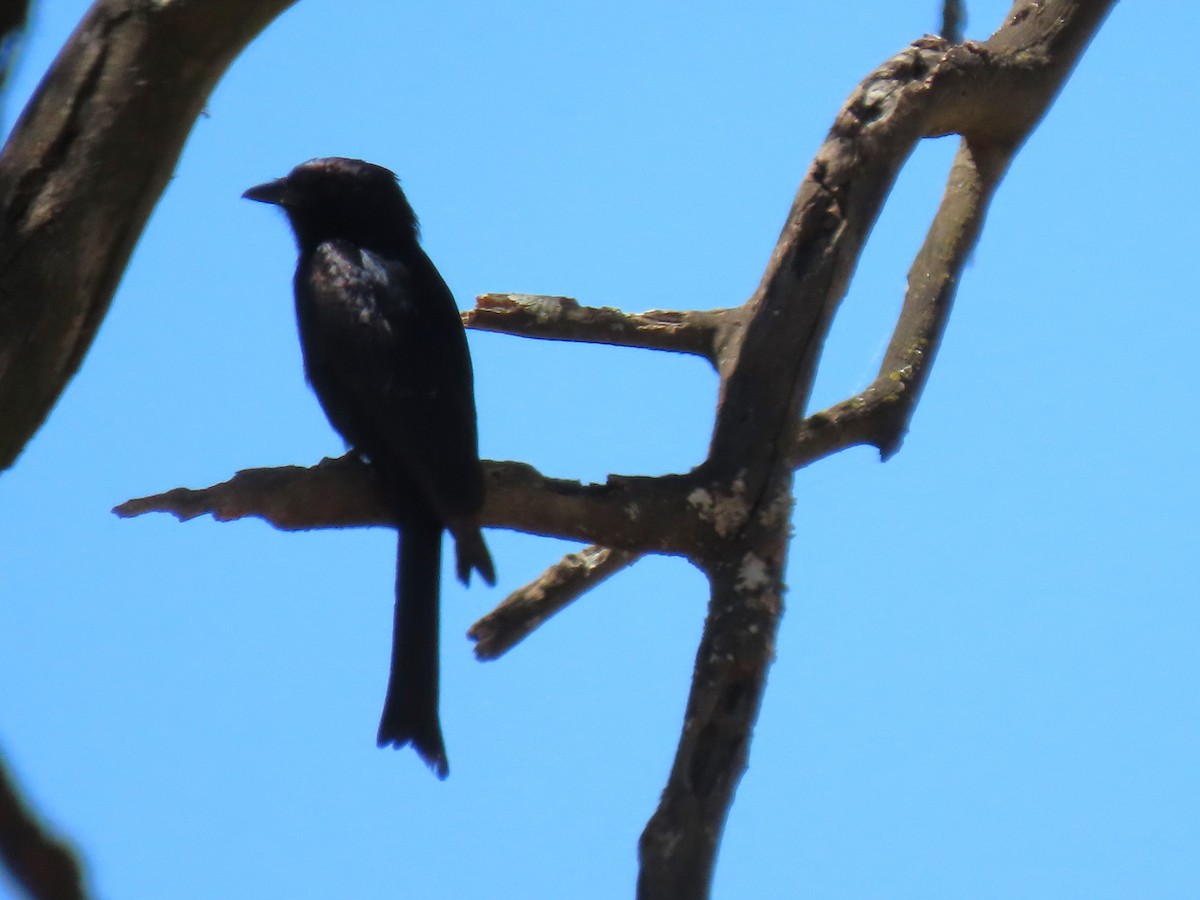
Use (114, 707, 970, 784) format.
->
(468, 546, 641, 659)
(788, 136, 1014, 468)
(0, 0, 297, 473)
(706, 0, 1115, 500)
(638, 474, 792, 900)
(466, 293, 741, 368)
(0, 2, 297, 895)
(114, 454, 718, 557)
(639, 4, 1115, 896)
(0, 752, 85, 900)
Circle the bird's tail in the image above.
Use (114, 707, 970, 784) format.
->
(377, 518, 449, 779)
(452, 523, 496, 587)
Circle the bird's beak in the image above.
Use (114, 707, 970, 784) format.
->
(242, 177, 289, 206)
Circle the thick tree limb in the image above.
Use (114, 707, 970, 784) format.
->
(638, 473, 792, 900)
(0, 0, 297, 473)
(639, 4, 1114, 897)
(468, 545, 641, 659)
(0, 2, 297, 895)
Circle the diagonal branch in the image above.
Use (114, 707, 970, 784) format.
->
(468, 545, 641, 659)
(788, 136, 1015, 469)
(705, 0, 1115, 500)
(0, 0, 297, 473)
(640, 3, 1116, 897)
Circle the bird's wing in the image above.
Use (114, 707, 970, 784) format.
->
(296, 240, 485, 522)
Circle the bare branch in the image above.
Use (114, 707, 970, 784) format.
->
(0, 752, 85, 900)
(707, 0, 1115, 498)
(114, 455, 395, 530)
(638, 475, 792, 900)
(466, 293, 741, 367)
(788, 136, 1014, 468)
(469, 546, 641, 659)
(789, 382, 910, 469)
(0, 0, 297, 473)
(115, 455, 712, 557)
(873, 137, 1013, 455)
(639, 5, 1116, 895)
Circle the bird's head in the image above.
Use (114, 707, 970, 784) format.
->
(243, 157, 419, 254)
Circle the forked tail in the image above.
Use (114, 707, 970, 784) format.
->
(377, 518, 449, 779)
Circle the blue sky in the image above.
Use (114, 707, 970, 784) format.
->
(2, 1, 1197, 897)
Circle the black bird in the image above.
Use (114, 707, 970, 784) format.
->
(243, 157, 494, 778)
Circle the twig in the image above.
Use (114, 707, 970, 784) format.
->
(469, 546, 641, 659)
(114, 455, 394, 529)
(465, 294, 740, 368)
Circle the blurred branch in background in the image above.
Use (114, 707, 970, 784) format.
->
(0, 753, 84, 900)
(0, 0, 297, 474)
(0, 0, 31, 107)
(0, 1, 296, 898)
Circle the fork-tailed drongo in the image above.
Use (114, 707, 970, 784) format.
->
(243, 157, 494, 778)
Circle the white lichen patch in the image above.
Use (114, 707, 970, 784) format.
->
(736, 552, 771, 593)
(687, 476, 751, 538)
(624, 502, 641, 521)
(512, 293, 567, 323)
